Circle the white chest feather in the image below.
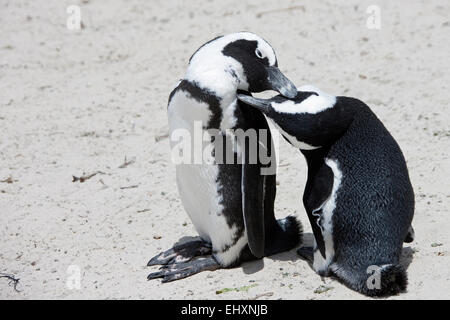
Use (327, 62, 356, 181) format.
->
(312, 158, 343, 274)
(168, 88, 246, 266)
(168, 90, 211, 134)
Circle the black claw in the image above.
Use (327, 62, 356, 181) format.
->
(147, 250, 180, 266)
(147, 271, 165, 280)
(147, 258, 161, 267)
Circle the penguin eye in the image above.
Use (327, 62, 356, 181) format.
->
(255, 48, 264, 59)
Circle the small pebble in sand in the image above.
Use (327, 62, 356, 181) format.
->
(431, 243, 443, 247)
(314, 285, 334, 294)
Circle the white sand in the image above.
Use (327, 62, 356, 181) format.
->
(1, 0, 449, 299)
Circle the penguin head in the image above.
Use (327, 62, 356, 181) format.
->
(187, 32, 297, 98)
(238, 90, 343, 150)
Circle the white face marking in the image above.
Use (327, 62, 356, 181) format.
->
(265, 85, 337, 150)
(312, 158, 342, 274)
(186, 32, 276, 100)
(271, 121, 320, 150)
(271, 85, 336, 114)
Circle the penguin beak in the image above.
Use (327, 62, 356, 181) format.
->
(237, 94, 272, 113)
(265, 66, 298, 99)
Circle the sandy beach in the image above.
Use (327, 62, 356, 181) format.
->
(1, 0, 449, 299)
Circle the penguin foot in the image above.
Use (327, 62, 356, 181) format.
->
(147, 240, 212, 266)
(297, 246, 314, 263)
(147, 256, 220, 283)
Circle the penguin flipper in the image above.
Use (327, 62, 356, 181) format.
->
(242, 161, 265, 259)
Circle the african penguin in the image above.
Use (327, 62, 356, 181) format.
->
(237, 85, 415, 296)
(147, 32, 302, 282)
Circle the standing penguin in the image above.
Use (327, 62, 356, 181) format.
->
(237, 85, 415, 296)
(147, 32, 302, 282)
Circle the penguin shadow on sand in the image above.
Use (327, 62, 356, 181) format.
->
(239, 249, 300, 275)
(240, 233, 312, 275)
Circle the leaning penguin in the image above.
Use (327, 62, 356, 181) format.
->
(147, 32, 302, 282)
(237, 85, 415, 296)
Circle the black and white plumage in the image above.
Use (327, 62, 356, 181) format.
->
(147, 32, 302, 282)
(237, 86, 415, 296)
